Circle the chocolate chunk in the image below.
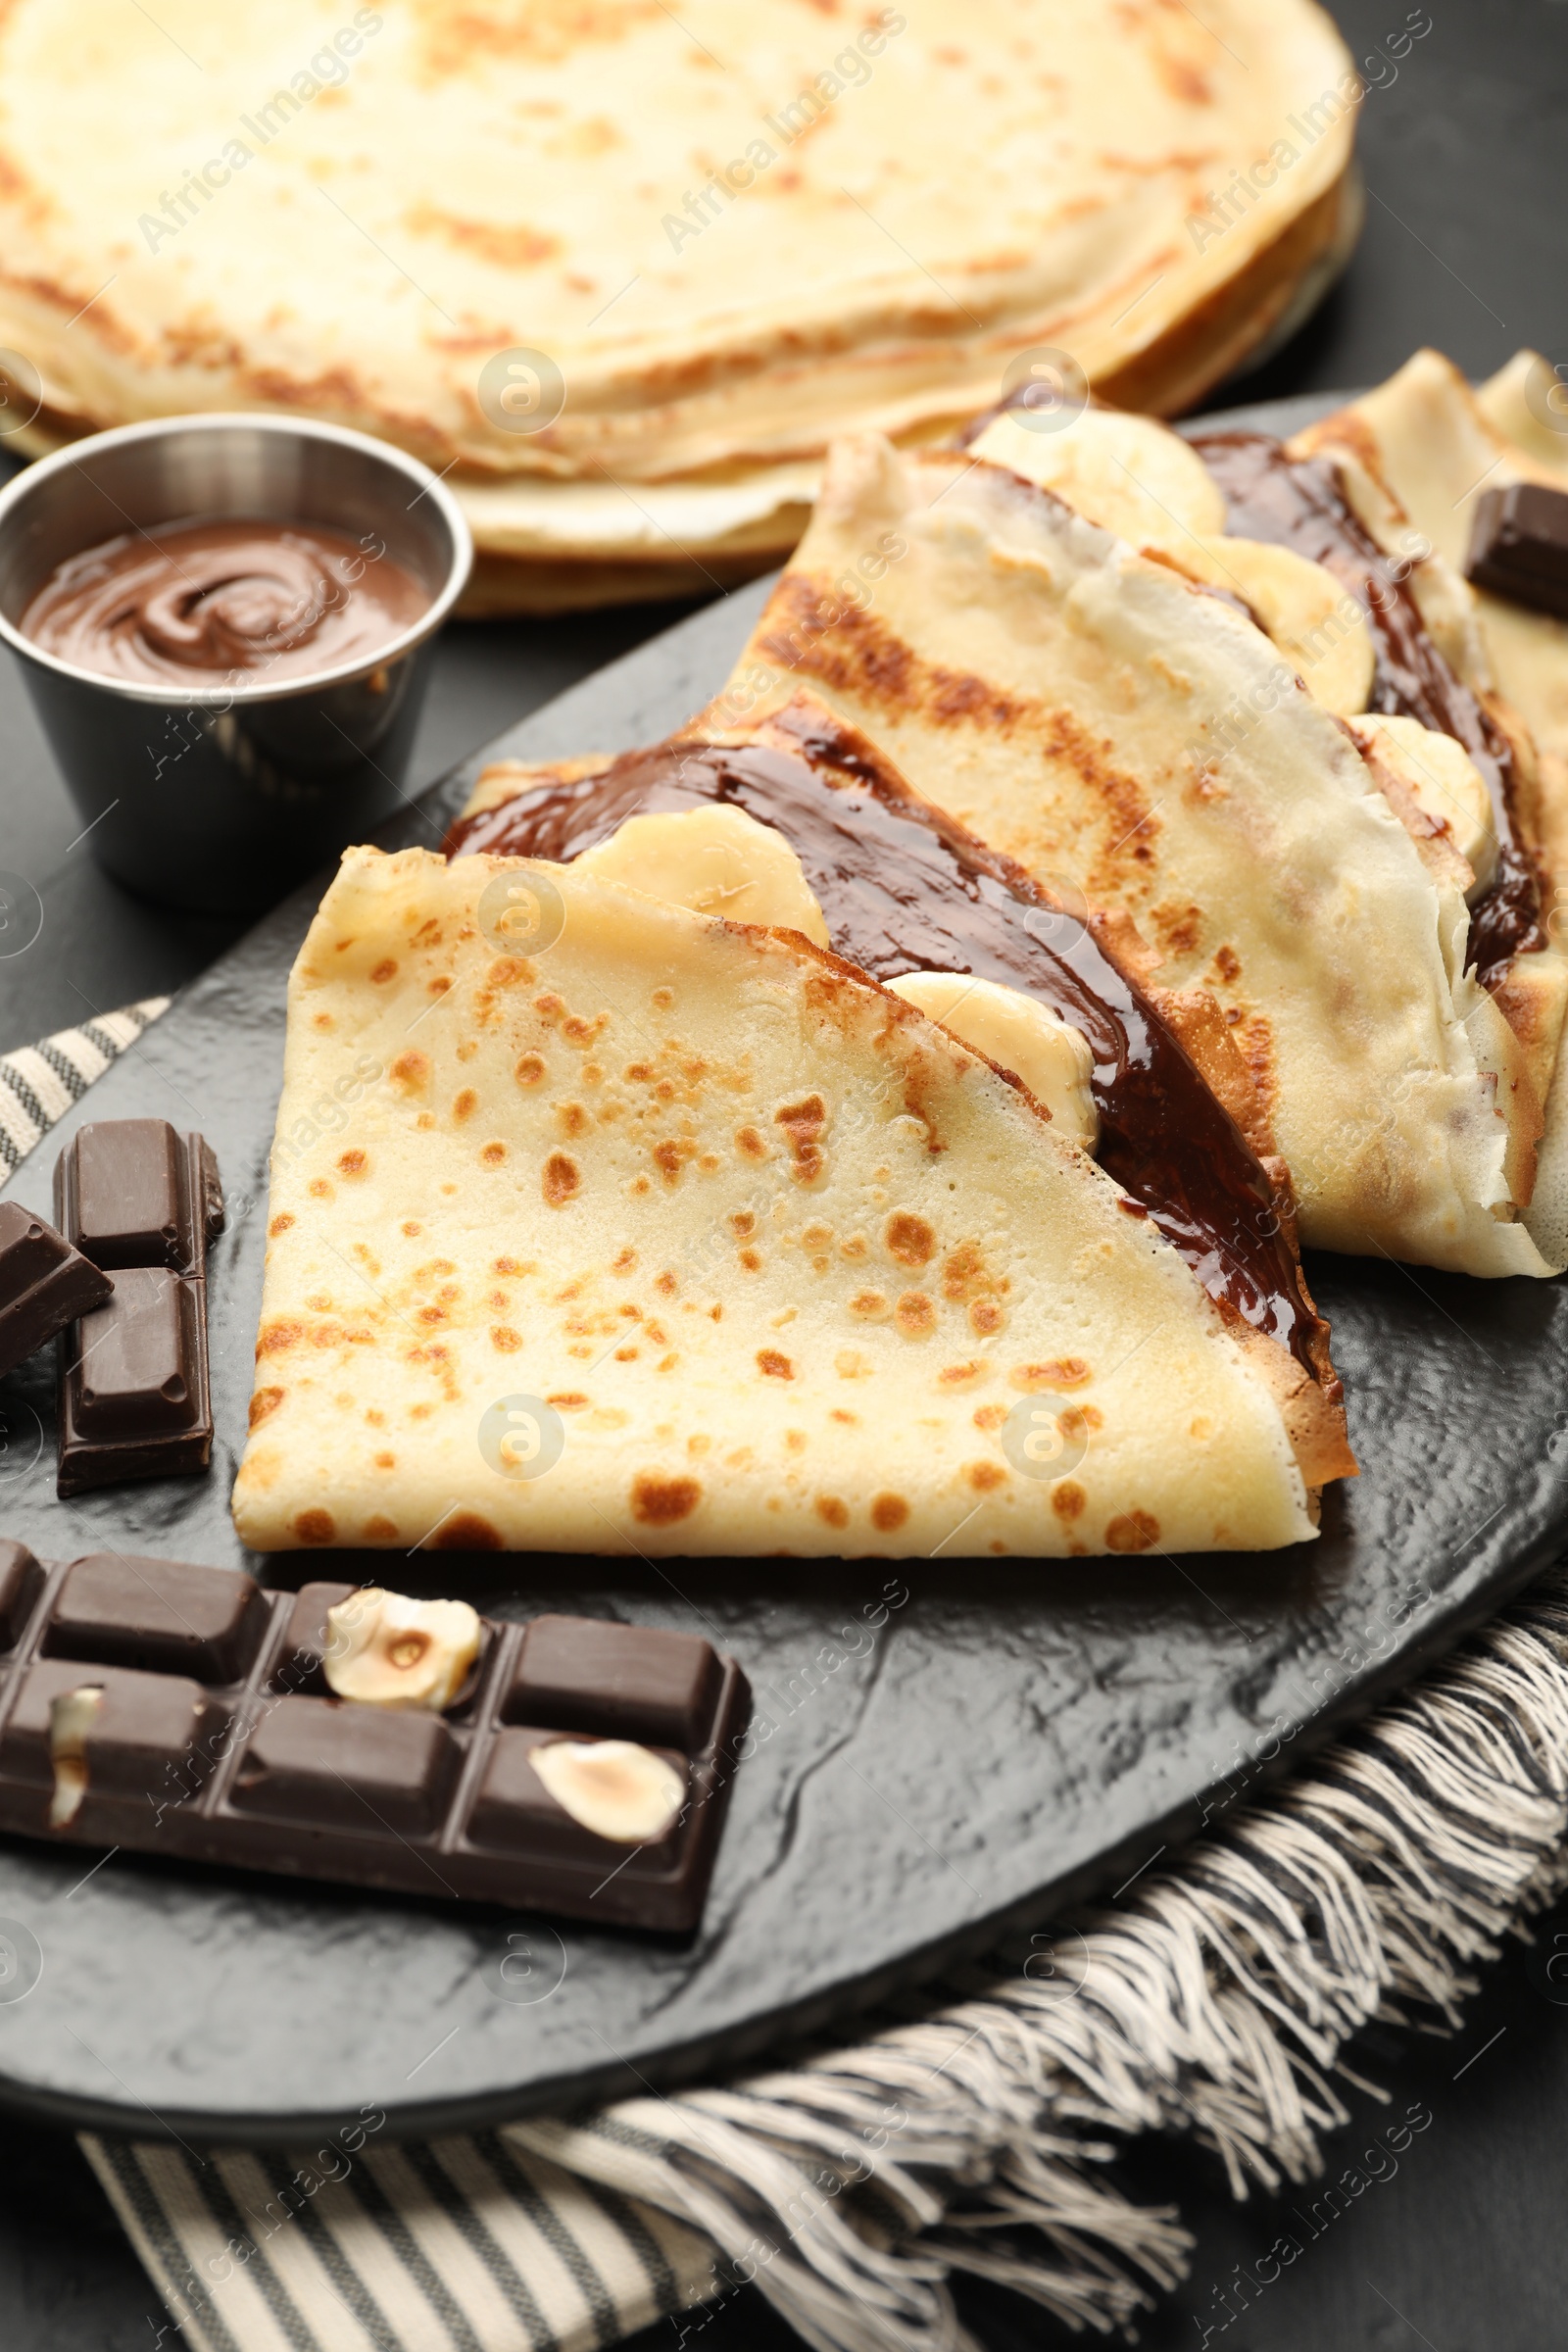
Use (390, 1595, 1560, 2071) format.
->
(470, 1726, 688, 1859)
(0, 1657, 221, 1821)
(55, 1119, 223, 1276)
(231, 1696, 459, 1836)
(1465, 481, 1568, 617)
(57, 1270, 213, 1495)
(0, 1542, 43, 1650)
(0, 1200, 112, 1380)
(272, 1581, 358, 1693)
(505, 1614, 721, 1748)
(44, 1553, 267, 1683)
(0, 1545, 748, 1931)
(52, 1121, 221, 1497)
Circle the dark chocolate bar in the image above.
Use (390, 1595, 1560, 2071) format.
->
(0, 1544, 748, 1932)
(0, 1200, 112, 1381)
(1465, 481, 1568, 618)
(52, 1121, 223, 1496)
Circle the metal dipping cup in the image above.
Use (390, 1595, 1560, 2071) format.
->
(0, 415, 473, 913)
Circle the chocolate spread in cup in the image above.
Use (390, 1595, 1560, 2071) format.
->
(20, 516, 428, 686)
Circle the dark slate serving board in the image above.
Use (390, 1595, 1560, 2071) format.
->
(0, 395, 1565, 2146)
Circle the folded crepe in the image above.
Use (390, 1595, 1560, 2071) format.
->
(726, 433, 1562, 1276)
(233, 842, 1345, 1556)
(1281, 351, 1568, 1248)
(0, 0, 1358, 611)
(448, 690, 1352, 1487)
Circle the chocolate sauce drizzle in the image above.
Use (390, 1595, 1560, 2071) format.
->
(448, 708, 1335, 1388)
(1189, 430, 1544, 990)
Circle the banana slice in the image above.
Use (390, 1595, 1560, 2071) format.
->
(1166, 536, 1376, 717)
(48, 1685, 103, 1829)
(1348, 712, 1497, 894)
(969, 406, 1227, 557)
(528, 1739, 686, 1843)
(970, 408, 1375, 715)
(324, 1589, 481, 1712)
(574, 805, 830, 945)
(885, 971, 1099, 1150)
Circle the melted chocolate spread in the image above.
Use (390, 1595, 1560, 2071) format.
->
(448, 706, 1335, 1388)
(21, 516, 428, 687)
(1188, 430, 1544, 990)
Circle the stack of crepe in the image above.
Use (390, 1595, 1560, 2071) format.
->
(0, 0, 1359, 610)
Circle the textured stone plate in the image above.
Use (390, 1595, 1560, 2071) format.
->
(0, 396, 1564, 2145)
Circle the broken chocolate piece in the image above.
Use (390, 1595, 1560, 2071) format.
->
(52, 1121, 222, 1496)
(0, 1200, 112, 1381)
(55, 1119, 223, 1275)
(0, 1547, 749, 1931)
(1465, 481, 1568, 618)
(57, 1269, 213, 1496)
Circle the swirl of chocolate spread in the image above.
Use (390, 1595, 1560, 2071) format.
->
(21, 516, 428, 687)
(447, 702, 1337, 1392)
(1187, 431, 1544, 992)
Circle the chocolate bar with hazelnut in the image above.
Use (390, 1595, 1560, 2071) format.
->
(0, 1544, 748, 1933)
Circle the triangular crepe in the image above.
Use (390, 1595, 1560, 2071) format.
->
(234, 846, 1327, 1556)
(1283, 350, 1568, 1269)
(730, 436, 1554, 1275)
(448, 691, 1352, 1488)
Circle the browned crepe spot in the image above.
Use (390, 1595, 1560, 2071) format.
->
(1011, 1358, 1092, 1391)
(1105, 1509, 1159, 1552)
(431, 1512, 503, 1549)
(632, 1473, 701, 1525)
(543, 1152, 579, 1205)
(886, 1210, 935, 1267)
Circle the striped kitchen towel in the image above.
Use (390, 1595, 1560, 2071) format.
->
(0, 998, 170, 1181)
(81, 2125, 722, 2352)
(10, 1007, 1568, 2352)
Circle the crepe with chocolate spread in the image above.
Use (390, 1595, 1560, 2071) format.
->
(449, 693, 1351, 1476)
(725, 434, 1557, 1276)
(234, 836, 1348, 1559)
(1279, 349, 1568, 1266)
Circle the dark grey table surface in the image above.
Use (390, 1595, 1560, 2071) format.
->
(2, 0, 1565, 2341)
